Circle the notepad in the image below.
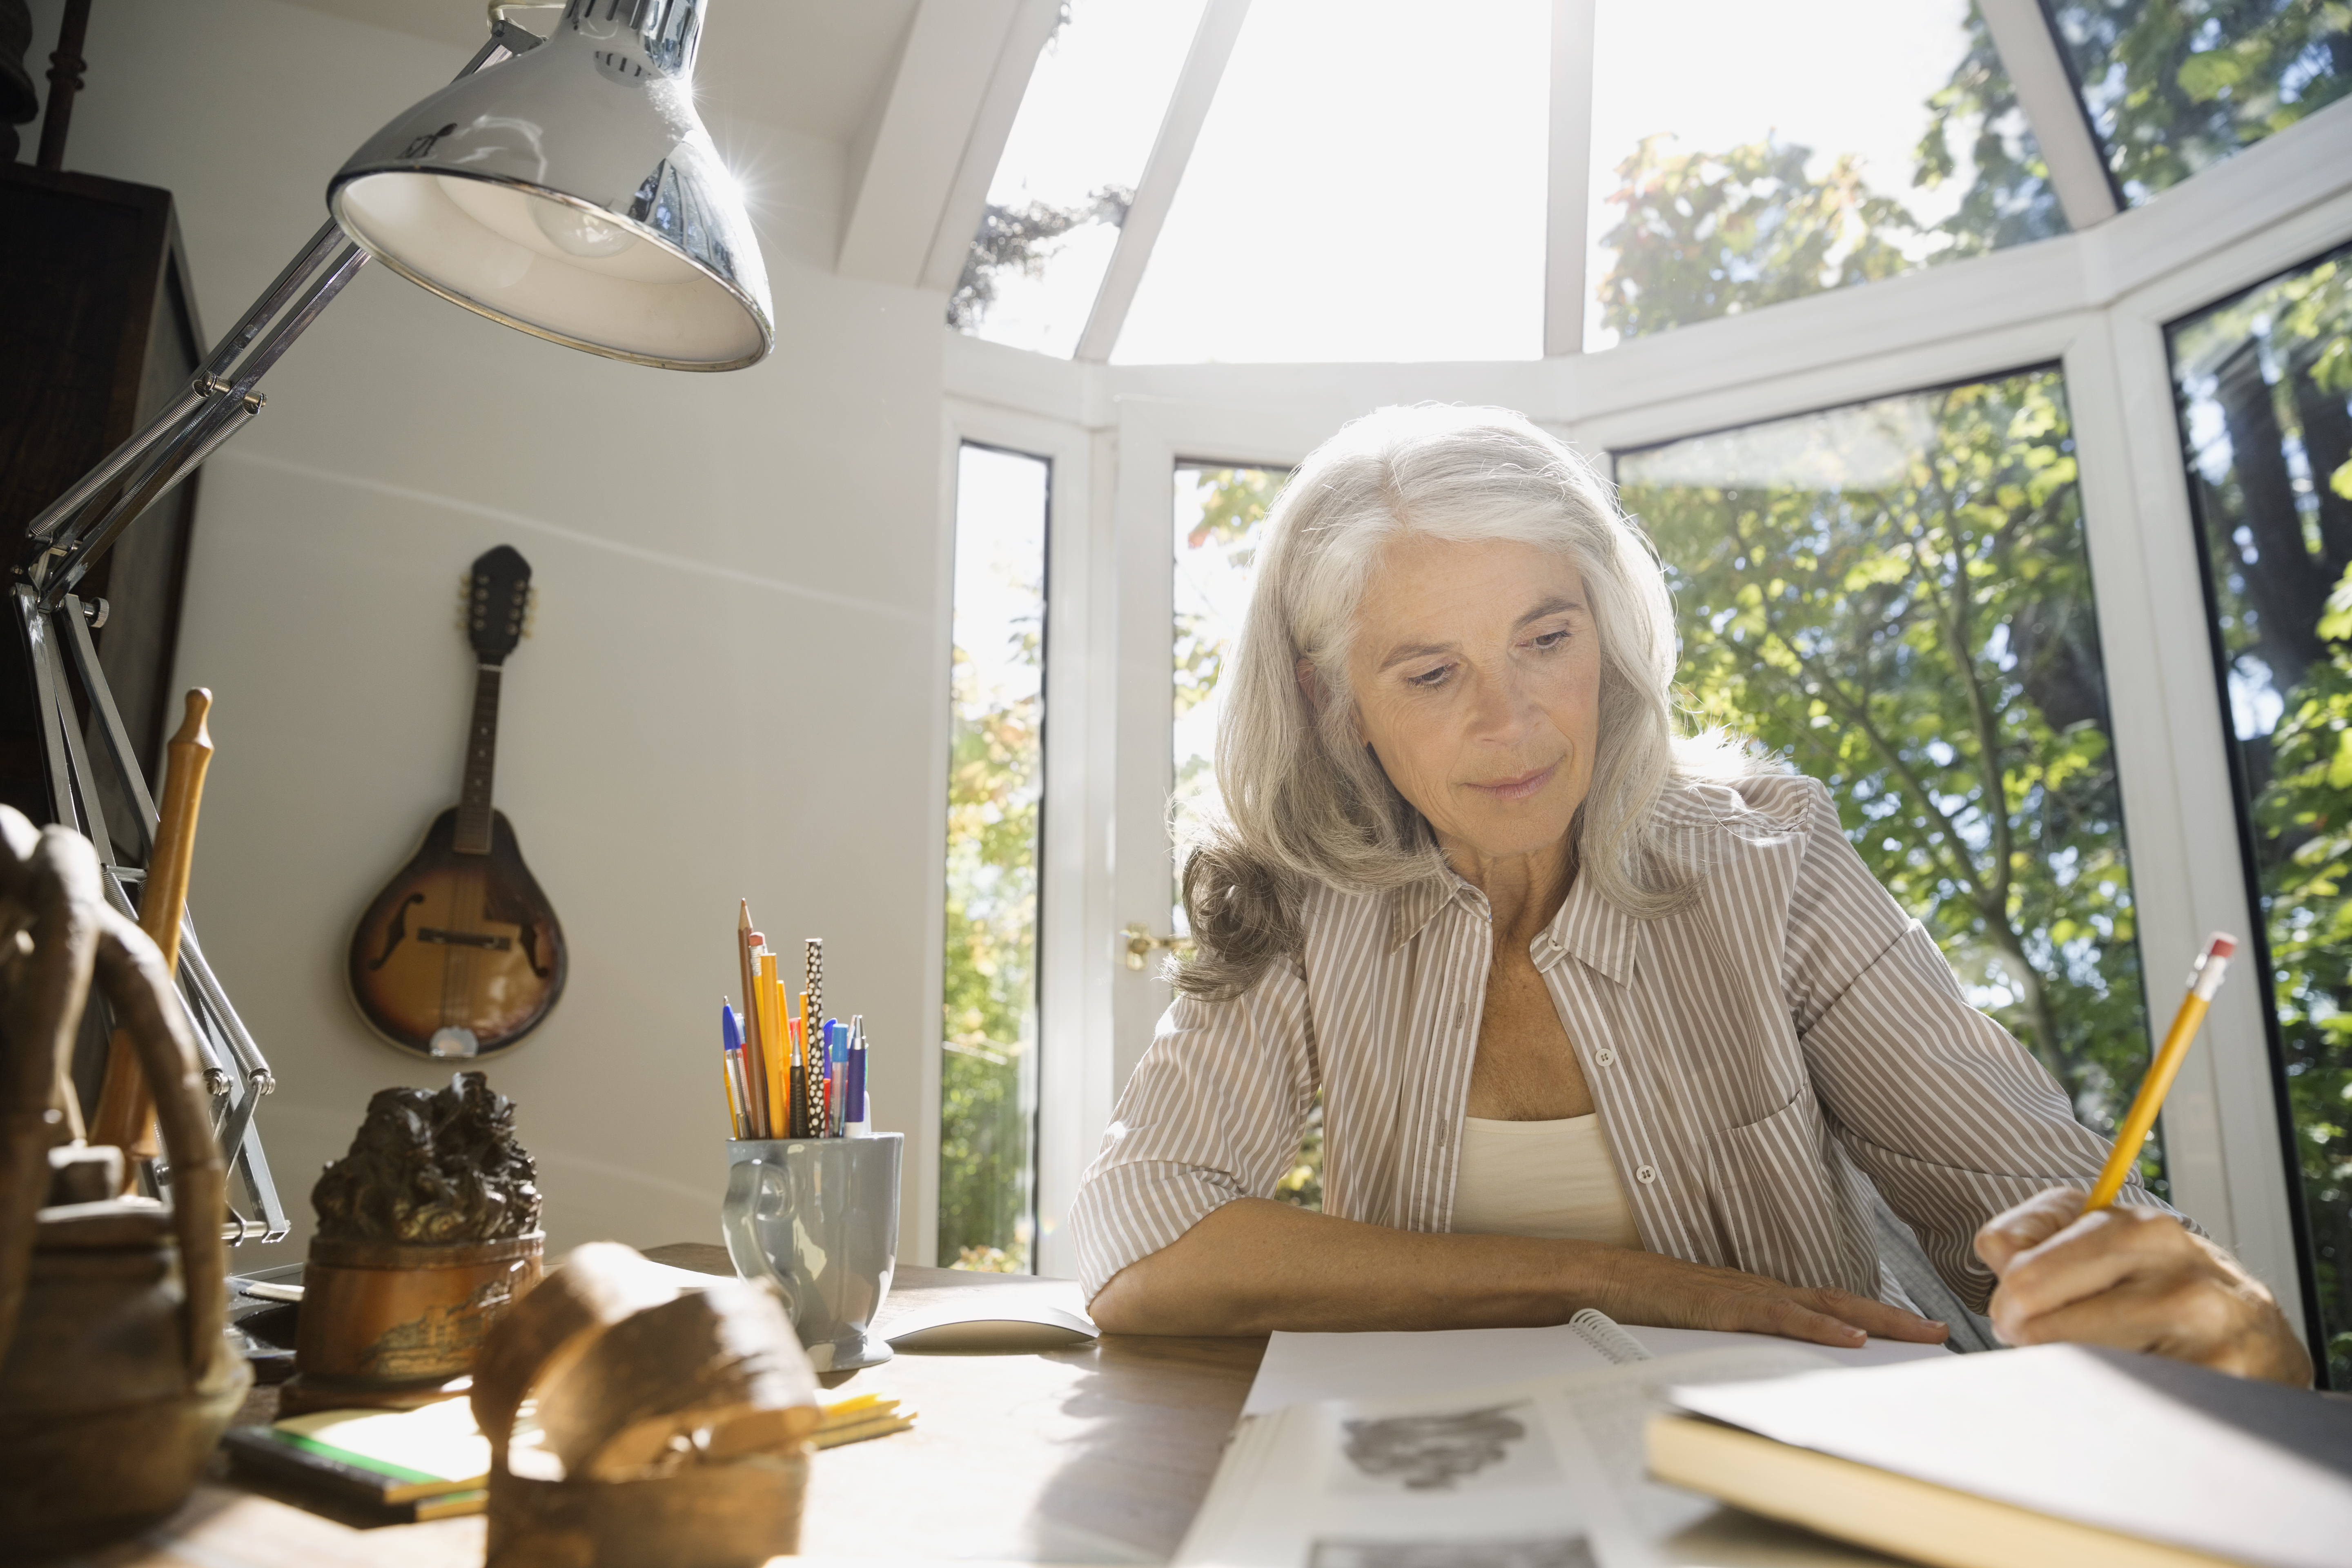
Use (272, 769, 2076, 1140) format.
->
(223, 1396, 516, 1518)
(1651, 1343, 2352, 1568)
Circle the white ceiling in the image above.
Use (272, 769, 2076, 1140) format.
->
(274, 0, 923, 145)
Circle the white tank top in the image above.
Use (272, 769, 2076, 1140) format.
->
(1449, 1113, 1645, 1249)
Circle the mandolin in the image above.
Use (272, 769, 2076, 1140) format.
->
(348, 545, 566, 1059)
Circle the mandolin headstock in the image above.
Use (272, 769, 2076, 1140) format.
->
(464, 545, 534, 666)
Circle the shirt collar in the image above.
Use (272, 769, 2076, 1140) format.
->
(1544, 867, 1637, 987)
(1388, 871, 1474, 953)
(1386, 864, 1636, 986)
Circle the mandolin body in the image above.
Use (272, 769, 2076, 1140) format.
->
(348, 806, 566, 1058)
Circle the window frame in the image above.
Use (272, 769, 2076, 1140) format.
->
(929, 50, 2352, 1344)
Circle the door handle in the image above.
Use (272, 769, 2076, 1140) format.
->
(1121, 924, 1194, 971)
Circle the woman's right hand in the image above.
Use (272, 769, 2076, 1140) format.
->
(1586, 1247, 1948, 1348)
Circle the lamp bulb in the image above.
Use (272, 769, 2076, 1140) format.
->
(531, 198, 639, 259)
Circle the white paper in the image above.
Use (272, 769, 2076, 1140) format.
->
(1187, 1345, 1898, 1568)
(1246, 1324, 1950, 1416)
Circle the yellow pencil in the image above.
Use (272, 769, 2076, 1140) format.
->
(2085, 933, 2237, 1211)
(758, 950, 789, 1137)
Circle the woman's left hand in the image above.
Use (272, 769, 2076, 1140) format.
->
(1974, 1188, 2311, 1385)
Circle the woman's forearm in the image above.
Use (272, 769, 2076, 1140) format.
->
(1087, 1197, 1952, 1345)
(1087, 1197, 1617, 1335)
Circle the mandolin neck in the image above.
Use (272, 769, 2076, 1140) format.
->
(454, 664, 502, 855)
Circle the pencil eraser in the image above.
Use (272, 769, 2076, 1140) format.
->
(2206, 933, 2237, 960)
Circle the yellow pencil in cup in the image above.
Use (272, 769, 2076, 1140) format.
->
(757, 949, 788, 1139)
(2085, 933, 2236, 1211)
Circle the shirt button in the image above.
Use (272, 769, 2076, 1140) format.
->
(1594, 1048, 1616, 1067)
(1635, 1163, 1658, 1185)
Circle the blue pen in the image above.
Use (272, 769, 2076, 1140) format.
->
(846, 1015, 868, 1133)
(722, 1001, 760, 1138)
(719, 1001, 742, 1138)
(831, 1018, 850, 1136)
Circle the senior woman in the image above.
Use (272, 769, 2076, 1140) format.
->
(1070, 405, 2308, 1384)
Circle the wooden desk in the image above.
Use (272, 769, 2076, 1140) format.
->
(58, 1250, 1264, 1567)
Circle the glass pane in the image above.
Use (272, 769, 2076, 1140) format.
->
(2169, 244, 2352, 1386)
(1116, 0, 1549, 364)
(941, 444, 1048, 1272)
(1170, 463, 1322, 1209)
(1618, 372, 2158, 1189)
(952, 0, 1212, 357)
(2050, 1, 2352, 204)
(1587, 0, 2067, 352)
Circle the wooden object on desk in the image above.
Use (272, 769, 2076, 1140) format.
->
(89, 688, 211, 1167)
(0, 808, 250, 1559)
(73, 1254, 1267, 1568)
(473, 1243, 817, 1568)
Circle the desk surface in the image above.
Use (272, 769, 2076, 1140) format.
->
(62, 1248, 1263, 1568)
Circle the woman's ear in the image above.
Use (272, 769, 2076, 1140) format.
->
(1296, 657, 1325, 711)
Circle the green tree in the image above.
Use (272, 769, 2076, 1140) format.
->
(2046, 0, 2352, 200)
(1596, 137, 1920, 339)
(939, 631, 1041, 1269)
(1915, 3, 2072, 259)
(947, 186, 1131, 333)
(1174, 467, 1285, 731)
(2179, 251, 2352, 1384)
(1624, 373, 2157, 1163)
(2251, 563, 2352, 1385)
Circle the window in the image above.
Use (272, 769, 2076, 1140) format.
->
(2171, 244, 2352, 1385)
(1116, 0, 1550, 363)
(942, 443, 1050, 1272)
(1586, 0, 2065, 350)
(952, 0, 1211, 357)
(1617, 371, 2157, 1175)
(1172, 462, 1288, 899)
(1169, 461, 1321, 1207)
(2049, 0, 2352, 204)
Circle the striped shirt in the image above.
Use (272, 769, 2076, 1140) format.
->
(1069, 773, 2174, 1310)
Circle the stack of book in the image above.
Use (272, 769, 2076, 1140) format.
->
(228, 1388, 917, 1521)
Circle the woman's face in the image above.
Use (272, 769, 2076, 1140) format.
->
(1339, 536, 1602, 871)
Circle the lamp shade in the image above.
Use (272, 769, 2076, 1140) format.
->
(327, 0, 771, 371)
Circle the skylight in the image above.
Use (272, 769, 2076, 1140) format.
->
(955, 0, 1212, 359)
(1113, 0, 1550, 364)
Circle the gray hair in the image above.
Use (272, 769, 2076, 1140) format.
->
(1178, 403, 1743, 999)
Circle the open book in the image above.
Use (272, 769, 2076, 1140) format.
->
(1179, 1341, 1910, 1568)
(1652, 1343, 2352, 1568)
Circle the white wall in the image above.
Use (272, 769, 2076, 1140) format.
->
(29, 0, 950, 1268)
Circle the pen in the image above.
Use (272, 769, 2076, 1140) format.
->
(846, 1015, 869, 1136)
(727, 994, 766, 1138)
(2085, 932, 2236, 1211)
(787, 994, 807, 1140)
(719, 1000, 746, 1139)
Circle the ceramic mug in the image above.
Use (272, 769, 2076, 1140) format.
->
(721, 1134, 901, 1371)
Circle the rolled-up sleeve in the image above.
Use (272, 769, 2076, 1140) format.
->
(1773, 778, 2184, 1312)
(1068, 957, 1319, 1301)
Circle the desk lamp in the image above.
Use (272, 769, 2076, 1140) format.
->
(18, 0, 769, 1241)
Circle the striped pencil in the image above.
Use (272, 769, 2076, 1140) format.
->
(803, 939, 826, 1139)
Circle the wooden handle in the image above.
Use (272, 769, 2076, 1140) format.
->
(90, 689, 214, 1160)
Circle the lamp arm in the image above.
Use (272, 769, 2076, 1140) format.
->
(18, 21, 545, 600)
